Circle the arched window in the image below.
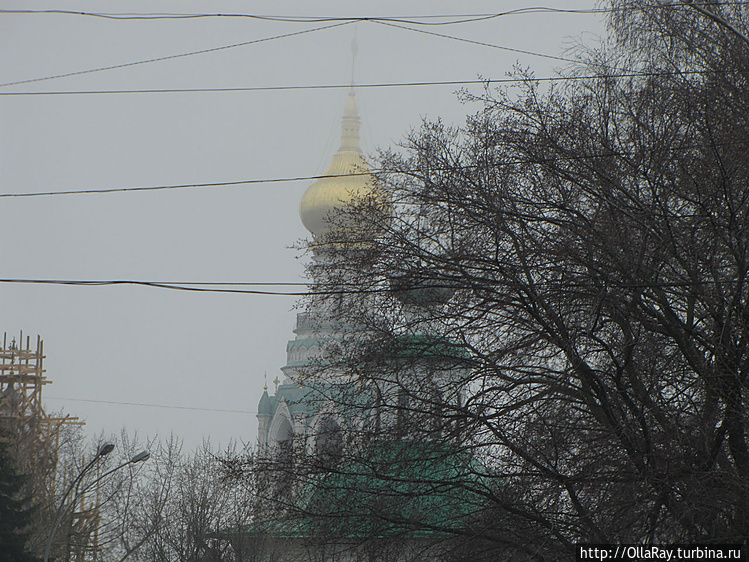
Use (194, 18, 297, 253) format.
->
(315, 417, 343, 467)
(273, 418, 294, 500)
(397, 390, 410, 435)
(274, 417, 293, 445)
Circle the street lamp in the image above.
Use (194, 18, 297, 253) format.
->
(78, 450, 150, 496)
(43, 442, 114, 562)
(43, 444, 150, 562)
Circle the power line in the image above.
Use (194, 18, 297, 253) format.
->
(0, 20, 353, 88)
(0, 12, 609, 89)
(3, 4, 745, 21)
(2, 140, 746, 199)
(0, 8, 614, 22)
(0, 170, 374, 198)
(0, 78, 559, 97)
(1, 70, 718, 97)
(0, 279, 314, 296)
(45, 396, 255, 414)
(374, 4, 748, 68)
(374, 20, 581, 64)
(2, 4, 746, 90)
(3, 280, 310, 286)
(0, 278, 743, 298)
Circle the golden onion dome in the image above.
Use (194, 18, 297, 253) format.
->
(299, 89, 377, 238)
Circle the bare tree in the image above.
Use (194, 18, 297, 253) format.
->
(114, 438, 254, 562)
(237, 2, 748, 560)
(26, 427, 254, 562)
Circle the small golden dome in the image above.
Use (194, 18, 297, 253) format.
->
(299, 89, 377, 238)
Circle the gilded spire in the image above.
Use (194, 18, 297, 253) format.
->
(299, 35, 387, 240)
(344, 27, 359, 151)
(299, 86, 372, 238)
(340, 88, 361, 152)
(350, 29, 358, 87)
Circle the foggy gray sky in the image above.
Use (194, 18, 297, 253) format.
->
(1, 1, 606, 451)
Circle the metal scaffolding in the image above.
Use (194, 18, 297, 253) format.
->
(0, 332, 101, 561)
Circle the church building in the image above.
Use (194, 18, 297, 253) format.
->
(241, 83, 483, 562)
(256, 84, 376, 457)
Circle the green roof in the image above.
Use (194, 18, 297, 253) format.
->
(391, 334, 470, 360)
(258, 440, 489, 541)
(258, 390, 273, 416)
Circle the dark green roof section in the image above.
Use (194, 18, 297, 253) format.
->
(267, 381, 350, 417)
(257, 390, 273, 416)
(297, 440, 487, 539)
(286, 337, 327, 351)
(275, 383, 316, 415)
(391, 334, 469, 360)
(229, 441, 494, 544)
(281, 359, 330, 369)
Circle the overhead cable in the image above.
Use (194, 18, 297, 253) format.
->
(0, 70, 719, 97)
(0, 17, 607, 89)
(2, 4, 745, 88)
(374, 20, 581, 64)
(0, 279, 319, 296)
(0, 278, 743, 298)
(2, 140, 746, 199)
(0, 20, 353, 88)
(0, 171, 373, 198)
(0, 8, 613, 22)
(45, 396, 255, 414)
(2, 3, 745, 21)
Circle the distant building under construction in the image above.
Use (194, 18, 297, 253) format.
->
(0, 332, 100, 561)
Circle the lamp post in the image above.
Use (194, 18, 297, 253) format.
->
(44, 443, 114, 562)
(43, 444, 150, 562)
(80, 450, 150, 495)
(76, 450, 151, 561)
